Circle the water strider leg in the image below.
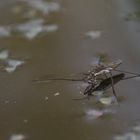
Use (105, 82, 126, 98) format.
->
(114, 69, 140, 76)
(33, 78, 85, 83)
(122, 75, 140, 80)
(109, 71, 118, 103)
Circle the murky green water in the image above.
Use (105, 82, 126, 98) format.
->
(0, 0, 140, 140)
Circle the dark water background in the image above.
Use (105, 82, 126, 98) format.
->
(0, 0, 140, 140)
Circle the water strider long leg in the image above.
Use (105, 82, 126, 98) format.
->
(109, 71, 118, 103)
(122, 75, 140, 80)
(33, 78, 85, 83)
(114, 69, 140, 76)
(114, 69, 140, 80)
(72, 96, 89, 100)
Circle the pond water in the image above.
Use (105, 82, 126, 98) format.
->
(0, 0, 140, 140)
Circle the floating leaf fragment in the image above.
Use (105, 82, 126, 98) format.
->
(0, 50, 9, 60)
(85, 30, 101, 39)
(9, 134, 25, 140)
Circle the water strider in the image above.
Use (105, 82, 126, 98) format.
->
(33, 59, 140, 102)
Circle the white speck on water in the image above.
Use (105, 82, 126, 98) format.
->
(23, 26, 43, 39)
(0, 50, 9, 60)
(25, 0, 60, 15)
(23, 119, 28, 123)
(5, 59, 25, 73)
(114, 124, 140, 140)
(44, 96, 49, 101)
(4, 100, 10, 104)
(86, 109, 103, 120)
(16, 19, 58, 39)
(114, 132, 137, 140)
(132, 125, 140, 132)
(85, 30, 101, 39)
(16, 19, 44, 39)
(44, 24, 58, 33)
(9, 134, 25, 140)
(85, 108, 115, 121)
(54, 92, 60, 96)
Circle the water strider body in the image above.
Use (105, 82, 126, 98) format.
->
(33, 59, 140, 102)
(84, 73, 125, 96)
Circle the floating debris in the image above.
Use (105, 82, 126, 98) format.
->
(44, 24, 58, 33)
(86, 109, 103, 119)
(9, 134, 25, 140)
(5, 59, 25, 73)
(0, 26, 11, 38)
(0, 49, 25, 73)
(114, 132, 137, 140)
(54, 92, 60, 96)
(114, 124, 140, 140)
(16, 19, 44, 39)
(85, 30, 101, 40)
(0, 50, 9, 60)
(25, 0, 60, 15)
(16, 19, 58, 39)
(85, 108, 114, 120)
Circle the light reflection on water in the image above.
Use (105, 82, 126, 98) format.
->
(0, 0, 140, 140)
